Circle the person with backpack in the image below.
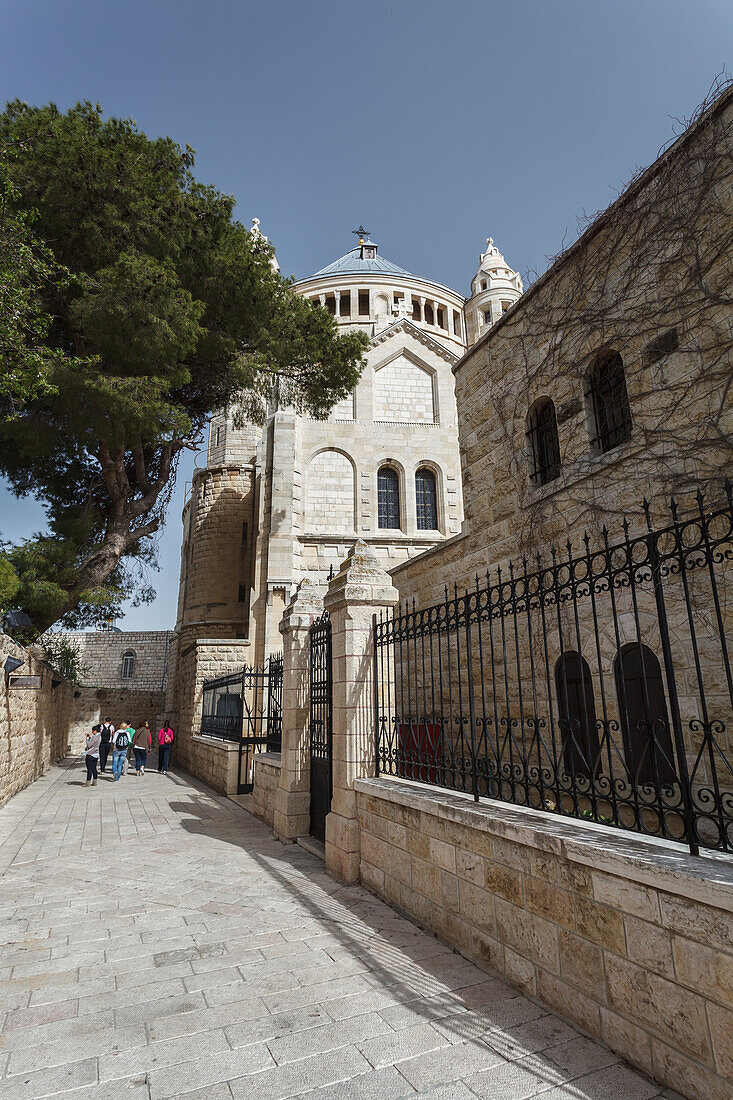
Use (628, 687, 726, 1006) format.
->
(133, 722, 152, 775)
(85, 725, 102, 786)
(157, 721, 175, 774)
(99, 718, 114, 773)
(112, 722, 133, 781)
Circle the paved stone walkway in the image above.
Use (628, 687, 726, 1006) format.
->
(0, 761, 682, 1100)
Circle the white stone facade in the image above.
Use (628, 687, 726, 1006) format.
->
(171, 235, 522, 666)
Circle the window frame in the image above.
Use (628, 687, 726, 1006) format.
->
(526, 397, 561, 486)
(415, 466, 439, 531)
(121, 651, 135, 681)
(586, 351, 632, 454)
(377, 465, 401, 530)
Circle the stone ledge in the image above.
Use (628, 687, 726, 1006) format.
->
(253, 752, 282, 769)
(192, 734, 240, 752)
(355, 776, 733, 912)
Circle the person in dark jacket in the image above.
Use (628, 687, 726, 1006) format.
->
(98, 718, 114, 773)
(133, 722, 152, 775)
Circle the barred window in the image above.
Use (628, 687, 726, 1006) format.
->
(526, 397, 561, 486)
(415, 467, 438, 530)
(586, 351, 632, 453)
(377, 466, 401, 529)
(121, 651, 134, 680)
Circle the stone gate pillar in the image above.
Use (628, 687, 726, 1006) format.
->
(324, 541, 399, 883)
(272, 579, 324, 841)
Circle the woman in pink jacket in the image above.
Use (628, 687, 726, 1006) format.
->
(158, 722, 175, 774)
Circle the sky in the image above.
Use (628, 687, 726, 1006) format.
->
(0, 0, 730, 630)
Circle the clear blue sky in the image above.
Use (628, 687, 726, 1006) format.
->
(1, 0, 730, 629)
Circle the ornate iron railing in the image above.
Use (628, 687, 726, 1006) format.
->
(374, 486, 733, 855)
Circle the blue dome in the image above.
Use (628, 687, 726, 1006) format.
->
(310, 241, 411, 279)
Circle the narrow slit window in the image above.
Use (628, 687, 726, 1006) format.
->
(586, 351, 632, 453)
(527, 397, 561, 486)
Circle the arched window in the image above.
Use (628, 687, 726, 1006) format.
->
(415, 467, 438, 530)
(121, 651, 135, 680)
(527, 398, 561, 485)
(377, 466, 401, 529)
(555, 652, 599, 778)
(586, 351, 632, 453)
(614, 644, 676, 786)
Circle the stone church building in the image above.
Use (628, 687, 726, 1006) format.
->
(167, 234, 522, 719)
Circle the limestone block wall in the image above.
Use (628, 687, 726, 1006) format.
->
(178, 464, 256, 638)
(356, 777, 733, 1100)
(251, 753, 281, 826)
(187, 735, 240, 795)
(66, 687, 167, 745)
(304, 450, 356, 534)
(0, 632, 80, 806)
(373, 355, 435, 423)
(65, 630, 171, 691)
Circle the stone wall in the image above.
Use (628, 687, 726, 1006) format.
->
(66, 687, 167, 746)
(393, 88, 733, 609)
(0, 631, 81, 807)
(355, 776, 733, 1100)
(186, 735, 240, 795)
(251, 753, 281, 826)
(304, 449, 356, 533)
(65, 630, 171, 691)
(373, 354, 435, 423)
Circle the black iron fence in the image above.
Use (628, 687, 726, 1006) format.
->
(201, 654, 283, 791)
(309, 612, 333, 841)
(374, 487, 733, 855)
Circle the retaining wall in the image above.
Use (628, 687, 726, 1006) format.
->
(355, 776, 733, 1100)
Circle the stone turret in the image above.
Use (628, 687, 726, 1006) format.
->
(465, 237, 523, 346)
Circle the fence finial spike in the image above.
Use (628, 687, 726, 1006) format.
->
(642, 498, 652, 529)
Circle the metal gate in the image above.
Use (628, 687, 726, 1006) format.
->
(200, 654, 283, 794)
(309, 611, 333, 840)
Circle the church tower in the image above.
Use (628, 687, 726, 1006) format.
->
(465, 238, 523, 346)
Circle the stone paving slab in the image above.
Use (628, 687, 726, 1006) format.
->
(0, 760, 681, 1098)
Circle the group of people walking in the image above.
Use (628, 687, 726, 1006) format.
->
(83, 719, 175, 785)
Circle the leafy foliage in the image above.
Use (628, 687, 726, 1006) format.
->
(38, 632, 87, 683)
(0, 101, 367, 630)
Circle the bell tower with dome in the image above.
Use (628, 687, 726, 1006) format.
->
(170, 228, 522, 674)
(465, 237, 523, 345)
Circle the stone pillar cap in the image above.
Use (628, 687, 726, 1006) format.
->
(280, 577, 325, 635)
(324, 540, 399, 611)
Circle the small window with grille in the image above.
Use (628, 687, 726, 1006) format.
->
(527, 398, 561, 486)
(121, 651, 134, 680)
(377, 466, 401, 529)
(415, 467, 438, 530)
(339, 291, 351, 317)
(358, 290, 370, 316)
(586, 351, 632, 453)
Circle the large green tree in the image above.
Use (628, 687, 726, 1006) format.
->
(0, 101, 367, 631)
